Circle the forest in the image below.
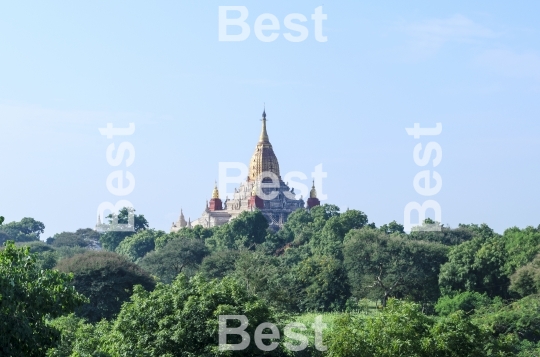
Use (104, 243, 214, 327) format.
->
(1, 205, 540, 357)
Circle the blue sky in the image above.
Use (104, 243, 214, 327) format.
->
(1, 1, 539, 237)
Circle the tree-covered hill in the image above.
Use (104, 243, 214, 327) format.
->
(3, 206, 540, 356)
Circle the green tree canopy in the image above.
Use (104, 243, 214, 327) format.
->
(310, 204, 341, 230)
(139, 237, 209, 283)
(0, 241, 85, 356)
(208, 210, 269, 250)
(115, 228, 165, 262)
(0, 217, 45, 244)
(408, 225, 475, 246)
(435, 291, 495, 316)
(509, 255, 540, 297)
(379, 220, 405, 235)
(55, 251, 155, 322)
(293, 254, 351, 311)
(503, 225, 540, 275)
(50, 232, 89, 248)
(200, 249, 241, 280)
(439, 224, 509, 298)
(344, 228, 449, 306)
(99, 207, 149, 251)
(326, 299, 512, 357)
(155, 226, 214, 250)
(48, 228, 101, 249)
(309, 209, 369, 257)
(81, 275, 282, 356)
(473, 295, 540, 344)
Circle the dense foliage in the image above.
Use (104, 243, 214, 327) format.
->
(140, 236, 209, 283)
(48, 228, 100, 249)
(47, 275, 283, 357)
(0, 241, 85, 356)
(326, 299, 514, 357)
(4, 207, 540, 356)
(55, 251, 155, 322)
(99, 207, 149, 251)
(0, 217, 45, 244)
(344, 228, 449, 306)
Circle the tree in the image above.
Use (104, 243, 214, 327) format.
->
(275, 208, 313, 245)
(139, 238, 209, 283)
(199, 250, 241, 279)
(48, 228, 101, 249)
(208, 210, 269, 250)
(17, 241, 57, 270)
(473, 295, 540, 344)
(46, 314, 112, 357)
(0, 217, 45, 244)
(115, 229, 165, 262)
(0, 241, 86, 356)
(50, 232, 89, 248)
(99, 207, 149, 251)
(509, 255, 540, 297)
(310, 204, 341, 230)
(344, 228, 449, 306)
(155, 226, 213, 250)
(435, 291, 495, 316)
(503, 225, 540, 275)
(227, 250, 301, 312)
(439, 225, 509, 298)
(408, 223, 475, 247)
(379, 220, 405, 235)
(294, 254, 351, 311)
(310, 209, 369, 257)
(55, 251, 155, 323)
(326, 299, 511, 357)
(95, 275, 283, 356)
(74, 228, 101, 249)
(339, 209, 369, 232)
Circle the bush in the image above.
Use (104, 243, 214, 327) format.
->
(326, 299, 512, 357)
(474, 295, 540, 343)
(435, 292, 495, 316)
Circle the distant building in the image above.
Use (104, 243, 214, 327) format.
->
(171, 109, 320, 232)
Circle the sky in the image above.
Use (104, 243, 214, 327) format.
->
(1, 1, 539, 238)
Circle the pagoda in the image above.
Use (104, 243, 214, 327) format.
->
(171, 109, 319, 231)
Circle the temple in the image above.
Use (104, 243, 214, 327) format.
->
(171, 109, 320, 232)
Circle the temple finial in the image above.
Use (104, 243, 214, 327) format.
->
(259, 107, 269, 142)
(262, 103, 266, 119)
(310, 180, 318, 199)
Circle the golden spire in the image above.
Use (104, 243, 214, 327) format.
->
(259, 108, 269, 143)
(310, 180, 317, 199)
(212, 181, 219, 199)
(249, 108, 281, 181)
(251, 182, 258, 196)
